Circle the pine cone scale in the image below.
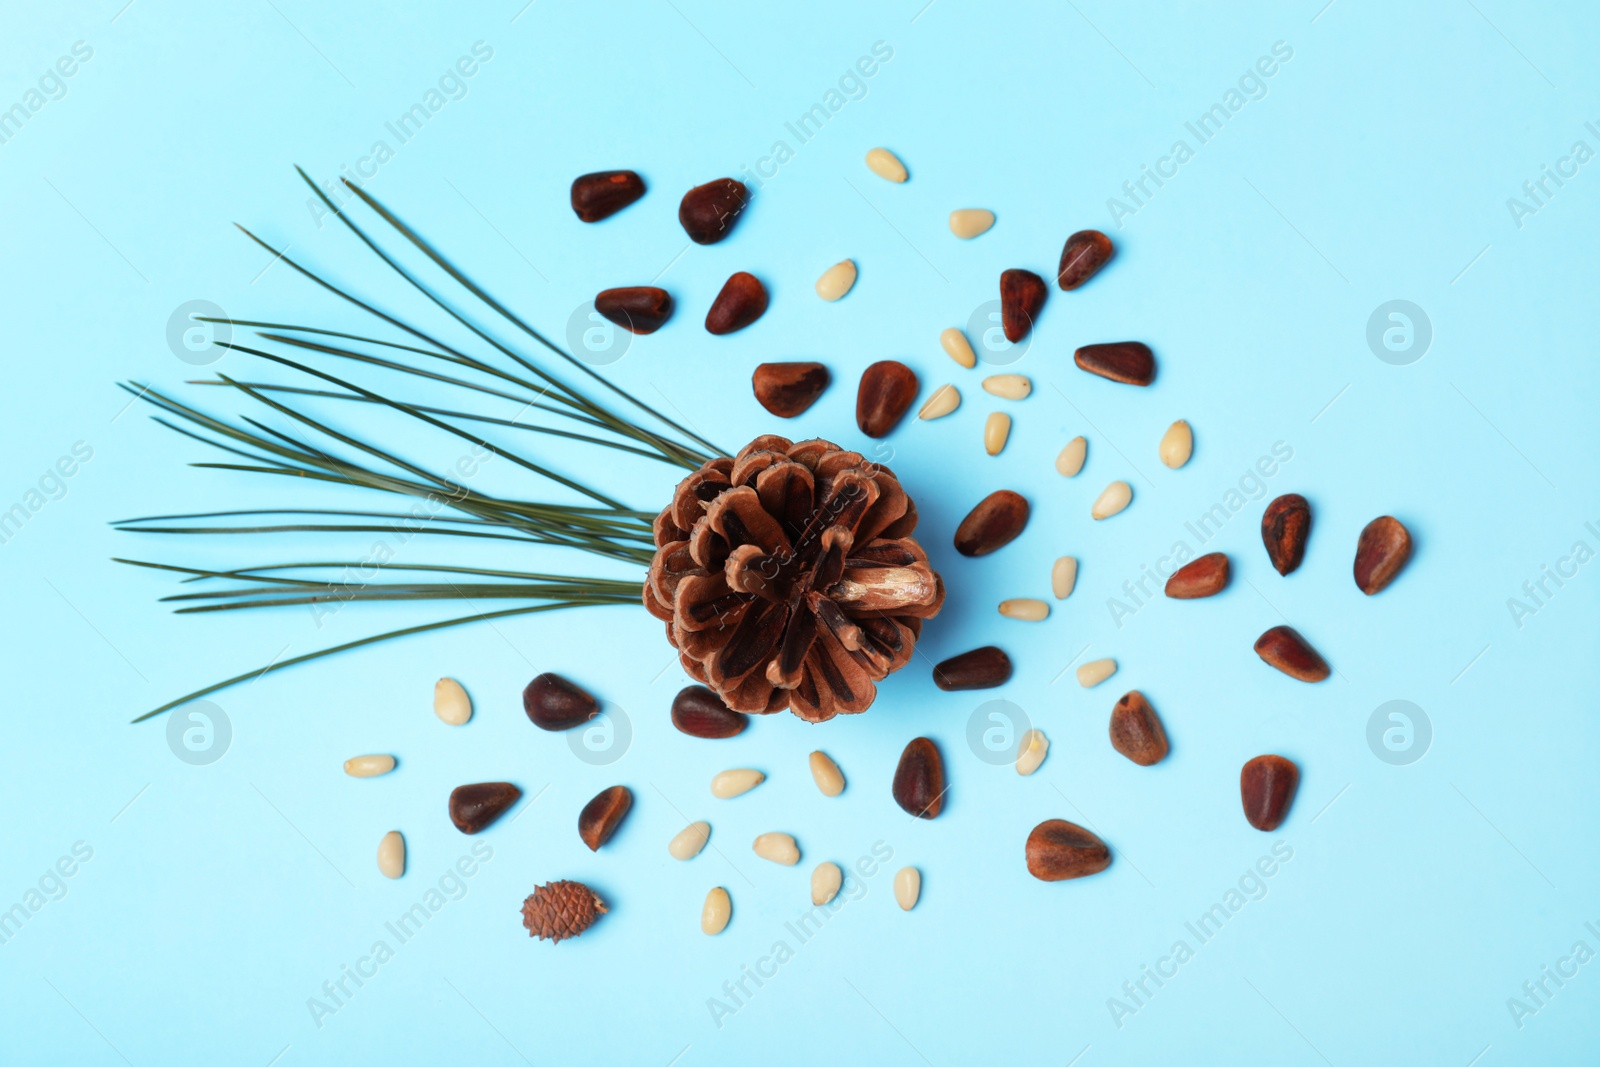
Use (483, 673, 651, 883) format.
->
(768, 605, 818, 688)
(714, 599, 789, 682)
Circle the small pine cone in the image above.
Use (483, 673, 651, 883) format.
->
(645, 436, 944, 722)
(521, 880, 607, 943)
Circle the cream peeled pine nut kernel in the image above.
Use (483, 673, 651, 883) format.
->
(752, 832, 800, 866)
(701, 887, 731, 935)
(1056, 436, 1087, 477)
(1016, 729, 1049, 776)
(917, 384, 961, 420)
(948, 208, 995, 239)
(711, 768, 764, 798)
(809, 751, 845, 797)
(865, 147, 908, 182)
(981, 374, 1031, 400)
(1077, 658, 1117, 688)
(811, 862, 843, 906)
(668, 820, 711, 860)
(1092, 480, 1132, 519)
(1051, 556, 1078, 599)
(1159, 419, 1193, 469)
(377, 831, 405, 879)
(984, 412, 1011, 456)
(894, 866, 921, 911)
(344, 754, 396, 778)
(814, 259, 857, 302)
(940, 327, 977, 369)
(999, 598, 1049, 621)
(433, 677, 471, 725)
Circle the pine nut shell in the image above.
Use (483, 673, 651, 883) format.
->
(1241, 755, 1299, 831)
(594, 286, 673, 335)
(892, 737, 945, 819)
(1000, 268, 1046, 343)
(1354, 516, 1413, 595)
(954, 490, 1029, 556)
(856, 360, 918, 438)
(571, 170, 646, 223)
(751, 363, 829, 419)
(448, 782, 521, 835)
(1164, 552, 1229, 599)
(1109, 691, 1168, 765)
(671, 685, 749, 738)
(1057, 229, 1114, 290)
(932, 646, 1012, 691)
(522, 673, 597, 731)
(679, 178, 748, 244)
(1075, 342, 1155, 386)
(1253, 625, 1329, 682)
(705, 272, 768, 335)
(1261, 494, 1312, 576)
(577, 785, 633, 851)
(1026, 819, 1111, 881)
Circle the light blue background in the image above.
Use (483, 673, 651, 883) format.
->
(2, 1, 1597, 1063)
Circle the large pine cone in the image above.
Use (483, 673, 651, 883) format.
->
(645, 435, 944, 722)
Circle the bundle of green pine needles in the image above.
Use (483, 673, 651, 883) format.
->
(119, 169, 724, 723)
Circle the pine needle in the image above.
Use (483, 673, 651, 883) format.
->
(121, 168, 722, 721)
